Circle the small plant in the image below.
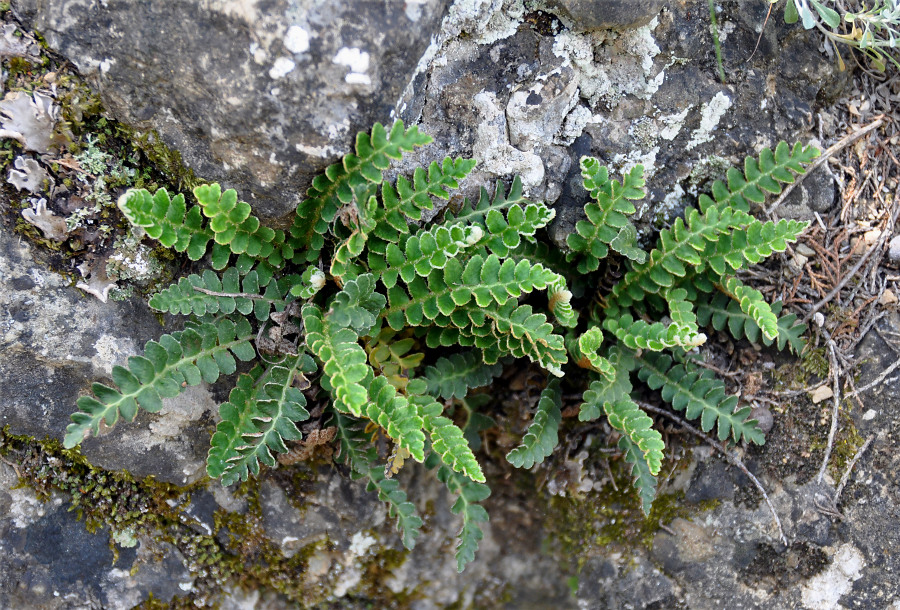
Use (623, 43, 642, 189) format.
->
(63, 120, 815, 571)
(780, 0, 900, 70)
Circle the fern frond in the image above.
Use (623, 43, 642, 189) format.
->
(603, 398, 665, 475)
(427, 452, 491, 572)
(706, 142, 819, 213)
(611, 204, 755, 306)
(636, 352, 764, 444)
(333, 412, 423, 549)
(193, 183, 290, 267)
(547, 274, 578, 328)
(363, 376, 426, 462)
(444, 176, 529, 227)
(207, 353, 316, 484)
(604, 311, 706, 350)
(64, 317, 256, 448)
(423, 351, 502, 400)
(507, 239, 572, 281)
(327, 273, 386, 336)
(290, 121, 432, 262)
(302, 304, 370, 417)
(478, 200, 556, 258)
(416, 396, 485, 482)
(664, 287, 701, 339)
(206, 369, 261, 480)
(721, 277, 778, 341)
(148, 267, 296, 321)
(701, 218, 809, 277)
(566, 162, 646, 273)
(375, 157, 477, 229)
(382, 255, 560, 329)
(696, 293, 807, 353)
(366, 327, 424, 392)
(376, 223, 483, 288)
(571, 327, 615, 376)
(506, 378, 562, 469)
(619, 435, 658, 515)
(289, 266, 327, 299)
(117, 187, 214, 263)
(578, 346, 636, 421)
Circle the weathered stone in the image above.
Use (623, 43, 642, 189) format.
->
(10, 0, 447, 220)
(546, 0, 666, 31)
(0, 224, 216, 485)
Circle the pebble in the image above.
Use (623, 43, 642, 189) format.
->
(810, 385, 834, 404)
(889, 235, 900, 264)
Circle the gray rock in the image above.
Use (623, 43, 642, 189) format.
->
(10, 0, 447, 220)
(0, 224, 216, 485)
(546, 0, 666, 31)
(888, 234, 900, 264)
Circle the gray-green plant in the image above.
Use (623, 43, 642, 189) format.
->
(63, 120, 815, 571)
(780, 0, 900, 70)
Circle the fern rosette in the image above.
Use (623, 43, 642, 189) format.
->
(66, 119, 816, 571)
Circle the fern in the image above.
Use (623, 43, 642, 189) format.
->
(334, 412, 424, 549)
(566, 161, 647, 273)
(427, 451, 491, 573)
(68, 119, 819, 571)
(636, 352, 765, 444)
(506, 379, 562, 469)
(423, 351, 502, 400)
(64, 317, 256, 448)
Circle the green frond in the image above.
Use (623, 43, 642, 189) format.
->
(117, 187, 214, 263)
(507, 239, 572, 279)
(417, 396, 485, 482)
(302, 304, 370, 417)
(566, 161, 646, 273)
(721, 276, 778, 341)
(427, 452, 491, 572)
(327, 273, 386, 336)
(604, 311, 706, 351)
(547, 274, 578, 328)
(701, 218, 809, 277)
(578, 346, 636, 422)
(612, 204, 754, 306)
(148, 267, 296, 321)
(636, 352, 764, 444)
(366, 327, 425, 392)
(706, 142, 819, 213)
(376, 223, 484, 289)
(193, 183, 291, 267)
(664, 287, 701, 339)
(334, 412, 424, 549)
(478, 200, 556, 258)
(363, 376, 426, 462)
(506, 378, 562, 469)
(206, 369, 262, 480)
(696, 293, 807, 353)
(375, 156, 477, 228)
(290, 120, 432, 262)
(571, 327, 615, 376)
(423, 351, 502, 400)
(381, 255, 561, 330)
(207, 353, 316, 485)
(443, 176, 529, 227)
(603, 398, 665, 475)
(64, 316, 256, 448)
(619, 435, 658, 515)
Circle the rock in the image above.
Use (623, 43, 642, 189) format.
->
(889, 234, 900, 264)
(0, 223, 216, 485)
(546, 0, 667, 31)
(10, 0, 448, 220)
(810, 385, 834, 404)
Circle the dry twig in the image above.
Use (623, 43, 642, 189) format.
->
(817, 338, 843, 484)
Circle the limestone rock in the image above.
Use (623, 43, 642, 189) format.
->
(10, 0, 447, 220)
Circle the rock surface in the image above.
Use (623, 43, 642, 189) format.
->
(10, 0, 447, 219)
(1, 1, 894, 609)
